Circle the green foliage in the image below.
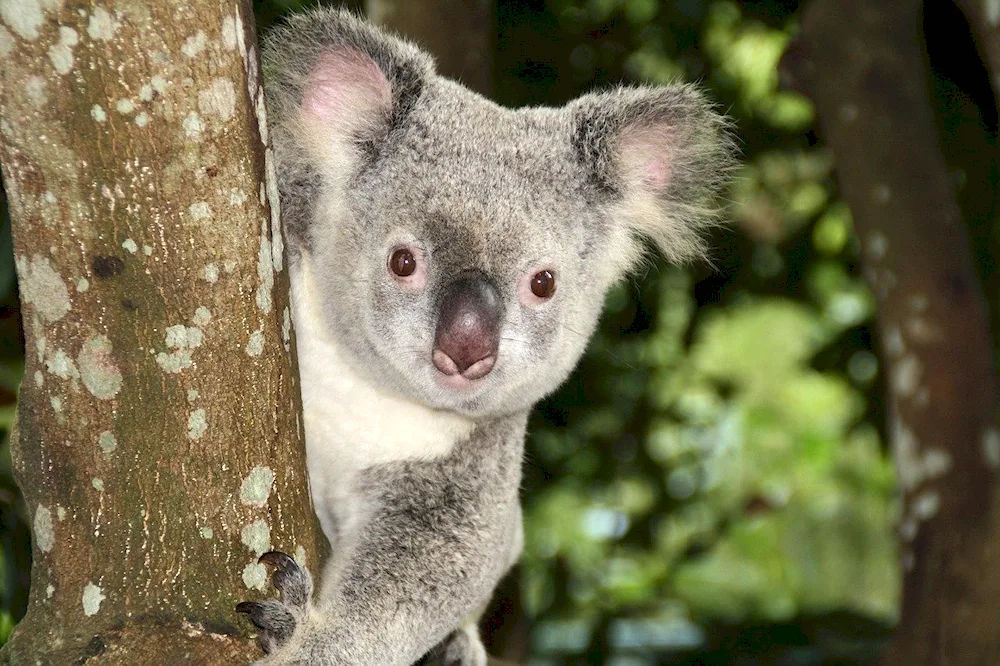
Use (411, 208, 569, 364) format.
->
(499, 0, 900, 661)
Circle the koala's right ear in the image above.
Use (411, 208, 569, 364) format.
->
(263, 8, 434, 179)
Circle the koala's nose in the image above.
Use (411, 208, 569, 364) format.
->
(433, 270, 503, 380)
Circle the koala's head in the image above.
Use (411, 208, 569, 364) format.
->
(264, 9, 733, 419)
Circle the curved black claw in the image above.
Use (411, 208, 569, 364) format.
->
(236, 551, 314, 654)
(258, 550, 313, 611)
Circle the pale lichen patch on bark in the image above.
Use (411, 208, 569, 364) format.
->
(78, 334, 123, 399)
(98, 430, 116, 454)
(183, 111, 203, 141)
(221, 15, 237, 50)
(866, 234, 888, 263)
(256, 233, 274, 313)
(81, 582, 105, 616)
(202, 262, 219, 283)
(239, 466, 275, 508)
(905, 317, 942, 343)
(242, 562, 266, 591)
(921, 447, 951, 478)
(891, 354, 921, 398)
(45, 348, 78, 380)
(192, 306, 211, 327)
(187, 408, 207, 440)
(245, 328, 264, 357)
(47, 25, 77, 75)
(91, 477, 104, 492)
(199, 526, 213, 539)
(264, 148, 283, 272)
(121, 238, 138, 254)
(24, 75, 46, 108)
(181, 30, 207, 58)
(33, 504, 54, 553)
(883, 324, 904, 356)
(188, 200, 210, 221)
(16, 254, 70, 323)
(240, 519, 270, 556)
(86, 6, 118, 41)
(912, 491, 940, 520)
(198, 77, 236, 121)
(156, 323, 202, 373)
(0, 0, 47, 40)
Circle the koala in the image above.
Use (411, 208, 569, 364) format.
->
(235, 7, 733, 666)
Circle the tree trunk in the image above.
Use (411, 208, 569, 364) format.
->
(0, 1, 322, 663)
(366, 0, 494, 96)
(781, 1, 1000, 664)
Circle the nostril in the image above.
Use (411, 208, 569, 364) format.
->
(432, 349, 460, 376)
(462, 355, 495, 380)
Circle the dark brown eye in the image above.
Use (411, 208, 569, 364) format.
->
(530, 270, 556, 298)
(390, 248, 416, 277)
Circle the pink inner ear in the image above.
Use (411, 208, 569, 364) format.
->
(641, 156, 671, 189)
(621, 125, 674, 193)
(302, 47, 392, 124)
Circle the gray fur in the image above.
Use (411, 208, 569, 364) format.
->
(248, 7, 733, 665)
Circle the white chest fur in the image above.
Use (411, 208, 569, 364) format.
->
(289, 256, 476, 540)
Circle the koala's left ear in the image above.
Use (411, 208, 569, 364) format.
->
(570, 84, 735, 270)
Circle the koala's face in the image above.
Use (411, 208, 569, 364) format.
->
(308, 84, 619, 417)
(265, 9, 731, 419)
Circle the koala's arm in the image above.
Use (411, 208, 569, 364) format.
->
(246, 421, 525, 666)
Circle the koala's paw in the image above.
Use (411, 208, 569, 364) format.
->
(236, 551, 314, 654)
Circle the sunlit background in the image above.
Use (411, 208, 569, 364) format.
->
(3, 0, 998, 664)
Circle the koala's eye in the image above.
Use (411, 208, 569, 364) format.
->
(389, 248, 417, 277)
(530, 270, 556, 299)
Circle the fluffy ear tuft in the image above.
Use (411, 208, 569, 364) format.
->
(262, 9, 435, 246)
(571, 84, 737, 272)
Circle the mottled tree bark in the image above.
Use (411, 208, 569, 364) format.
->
(366, 0, 494, 96)
(0, 1, 322, 663)
(781, 1, 1000, 664)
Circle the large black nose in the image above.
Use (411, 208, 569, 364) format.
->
(433, 270, 502, 380)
